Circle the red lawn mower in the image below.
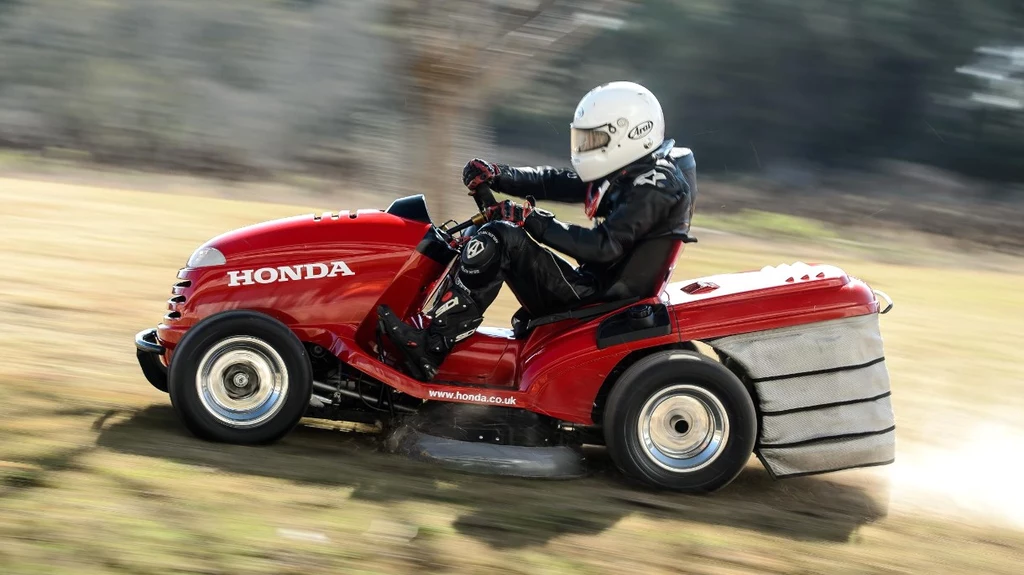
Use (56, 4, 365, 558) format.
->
(135, 185, 896, 492)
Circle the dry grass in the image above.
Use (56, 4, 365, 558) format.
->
(2, 176, 1024, 574)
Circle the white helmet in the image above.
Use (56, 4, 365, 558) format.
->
(570, 81, 666, 187)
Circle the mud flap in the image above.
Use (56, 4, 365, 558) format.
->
(707, 313, 896, 478)
(135, 328, 168, 393)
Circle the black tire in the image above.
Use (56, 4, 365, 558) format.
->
(168, 310, 312, 444)
(603, 350, 757, 492)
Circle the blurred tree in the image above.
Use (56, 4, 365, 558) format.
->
(381, 0, 635, 217)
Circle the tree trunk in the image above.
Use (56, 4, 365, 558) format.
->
(378, 0, 636, 218)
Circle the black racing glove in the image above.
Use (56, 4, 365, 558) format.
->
(462, 158, 501, 192)
(487, 196, 536, 226)
(523, 204, 555, 238)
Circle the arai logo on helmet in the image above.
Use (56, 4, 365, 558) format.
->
(227, 261, 355, 287)
(628, 120, 654, 140)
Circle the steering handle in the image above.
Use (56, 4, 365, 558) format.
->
(440, 182, 498, 237)
(447, 212, 489, 235)
(472, 182, 498, 213)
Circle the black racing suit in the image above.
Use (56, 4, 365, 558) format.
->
(377, 139, 697, 380)
(459, 139, 697, 318)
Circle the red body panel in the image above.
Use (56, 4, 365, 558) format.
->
(153, 205, 882, 426)
(433, 327, 519, 388)
(667, 263, 879, 341)
(158, 209, 439, 358)
(515, 306, 680, 422)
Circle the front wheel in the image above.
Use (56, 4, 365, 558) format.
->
(168, 311, 312, 444)
(603, 351, 757, 492)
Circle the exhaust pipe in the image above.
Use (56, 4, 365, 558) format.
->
(313, 381, 336, 394)
(310, 380, 417, 413)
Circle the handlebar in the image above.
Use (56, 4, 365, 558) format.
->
(440, 182, 498, 237)
(472, 182, 498, 213)
(446, 212, 489, 235)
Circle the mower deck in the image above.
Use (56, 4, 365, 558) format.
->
(386, 428, 588, 479)
(383, 403, 589, 479)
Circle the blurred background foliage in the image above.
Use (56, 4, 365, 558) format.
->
(0, 0, 392, 177)
(0, 0, 1021, 198)
(495, 0, 1024, 186)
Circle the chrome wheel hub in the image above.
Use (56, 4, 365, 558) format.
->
(637, 384, 730, 472)
(196, 336, 289, 428)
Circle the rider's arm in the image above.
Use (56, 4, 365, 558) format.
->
(524, 185, 681, 264)
(492, 166, 589, 204)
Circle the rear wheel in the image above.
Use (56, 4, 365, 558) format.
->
(603, 351, 756, 492)
(168, 311, 312, 444)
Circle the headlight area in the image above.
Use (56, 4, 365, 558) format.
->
(187, 246, 226, 268)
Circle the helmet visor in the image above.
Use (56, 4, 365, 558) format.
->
(571, 127, 611, 154)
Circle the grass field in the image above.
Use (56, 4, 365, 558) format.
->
(2, 175, 1024, 574)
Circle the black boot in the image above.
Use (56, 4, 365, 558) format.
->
(376, 285, 484, 381)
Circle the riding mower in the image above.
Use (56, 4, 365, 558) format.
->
(135, 183, 895, 492)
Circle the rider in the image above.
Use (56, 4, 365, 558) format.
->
(378, 81, 697, 381)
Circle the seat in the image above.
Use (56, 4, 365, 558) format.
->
(511, 232, 696, 338)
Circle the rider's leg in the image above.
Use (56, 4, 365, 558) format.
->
(458, 220, 598, 316)
(493, 226, 597, 318)
(377, 221, 595, 381)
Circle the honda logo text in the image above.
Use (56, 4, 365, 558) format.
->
(228, 261, 355, 287)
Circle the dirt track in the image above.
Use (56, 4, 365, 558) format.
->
(2, 176, 1024, 574)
